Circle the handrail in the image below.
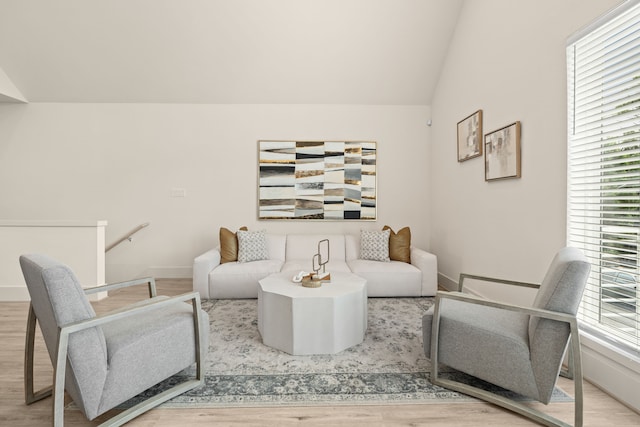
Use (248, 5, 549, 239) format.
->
(105, 222, 149, 252)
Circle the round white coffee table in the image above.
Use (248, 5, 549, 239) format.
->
(257, 271, 367, 355)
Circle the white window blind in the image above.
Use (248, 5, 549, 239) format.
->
(567, 0, 640, 355)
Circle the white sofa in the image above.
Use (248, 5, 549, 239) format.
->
(193, 234, 437, 299)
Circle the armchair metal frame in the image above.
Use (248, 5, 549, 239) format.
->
(24, 277, 206, 427)
(430, 274, 583, 427)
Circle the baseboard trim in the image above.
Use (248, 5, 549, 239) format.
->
(146, 266, 192, 279)
(107, 264, 193, 283)
(580, 332, 640, 413)
(0, 287, 30, 301)
(437, 272, 458, 291)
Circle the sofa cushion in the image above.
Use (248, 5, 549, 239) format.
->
(285, 235, 347, 262)
(281, 259, 352, 274)
(348, 259, 421, 296)
(345, 234, 360, 261)
(360, 229, 390, 262)
(237, 230, 269, 263)
(383, 225, 411, 263)
(266, 234, 286, 261)
(219, 226, 248, 264)
(209, 259, 284, 298)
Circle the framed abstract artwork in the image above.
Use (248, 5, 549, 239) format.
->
(484, 121, 521, 181)
(258, 140, 377, 220)
(457, 110, 483, 162)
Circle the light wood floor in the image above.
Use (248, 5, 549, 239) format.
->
(2, 279, 639, 426)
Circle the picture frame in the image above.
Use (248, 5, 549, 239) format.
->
(457, 110, 483, 162)
(484, 121, 521, 181)
(258, 140, 377, 220)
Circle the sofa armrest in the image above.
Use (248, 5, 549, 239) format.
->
(193, 248, 221, 299)
(411, 247, 438, 296)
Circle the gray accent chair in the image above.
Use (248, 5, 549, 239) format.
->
(20, 254, 209, 427)
(422, 247, 590, 427)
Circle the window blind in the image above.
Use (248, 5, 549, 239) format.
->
(567, 0, 640, 355)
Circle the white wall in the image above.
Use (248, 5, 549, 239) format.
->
(429, 0, 621, 296)
(0, 66, 26, 103)
(0, 220, 106, 300)
(0, 103, 431, 282)
(429, 0, 640, 411)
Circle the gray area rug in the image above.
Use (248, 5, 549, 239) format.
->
(126, 298, 572, 408)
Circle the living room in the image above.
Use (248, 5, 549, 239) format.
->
(1, 0, 638, 426)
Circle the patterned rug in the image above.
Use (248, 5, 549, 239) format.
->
(124, 298, 571, 408)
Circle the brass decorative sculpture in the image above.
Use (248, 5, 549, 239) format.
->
(312, 239, 331, 281)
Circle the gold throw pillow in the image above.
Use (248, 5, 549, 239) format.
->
(383, 225, 411, 263)
(219, 226, 248, 264)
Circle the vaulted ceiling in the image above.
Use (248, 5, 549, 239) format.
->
(0, 0, 463, 104)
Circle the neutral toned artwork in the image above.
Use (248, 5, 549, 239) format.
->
(484, 121, 521, 181)
(258, 140, 377, 220)
(457, 110, 483, 162)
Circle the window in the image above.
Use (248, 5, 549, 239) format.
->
(567, 0, 640, 355)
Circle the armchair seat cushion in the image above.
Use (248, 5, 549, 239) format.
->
(423, 299, 539, 400)
(99, 297, 210, 414)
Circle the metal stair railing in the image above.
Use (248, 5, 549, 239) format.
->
(105, 222, 149, 252)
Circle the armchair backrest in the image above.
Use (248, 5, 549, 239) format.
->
(528, 247, 590, 402)
(20, 254, 108, 418)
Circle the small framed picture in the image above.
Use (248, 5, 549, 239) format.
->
(457, 110, 483, 162)
(484, 121, 521, 181)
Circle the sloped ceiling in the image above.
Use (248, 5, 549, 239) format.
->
(0, 0, 462, 104)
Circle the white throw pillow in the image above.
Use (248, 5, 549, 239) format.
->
(237, 230, 269, 263)
(360, 229, 390, 262)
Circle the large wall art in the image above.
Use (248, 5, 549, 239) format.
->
(258, 140, 377, 220)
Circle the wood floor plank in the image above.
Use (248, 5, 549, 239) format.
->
(1, 279, 638, 426)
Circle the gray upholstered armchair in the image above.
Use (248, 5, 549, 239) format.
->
(422, 247, 590, 427)
(20, 254, 210, 427)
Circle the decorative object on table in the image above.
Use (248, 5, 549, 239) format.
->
(457, 110, 483, 162)
(312, 239, 331, 281)
(291, 270, 321, 287)
(292, 271, 307, 283)
(258, 140, 377, 220)
(484, 121, 521, 181)
(301, 276, 323, 288)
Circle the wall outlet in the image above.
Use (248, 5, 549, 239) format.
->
(170, 188, 186, 198)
